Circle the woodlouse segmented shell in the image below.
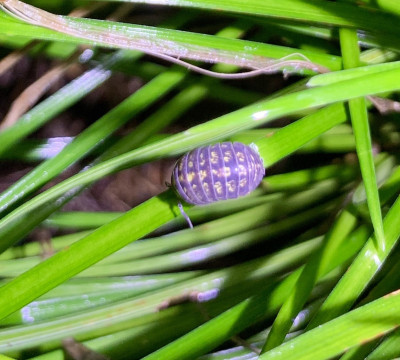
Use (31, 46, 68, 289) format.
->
(172, 142, 265, 205)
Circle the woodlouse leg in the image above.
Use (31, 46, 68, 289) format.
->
(178, 201, 193, 229)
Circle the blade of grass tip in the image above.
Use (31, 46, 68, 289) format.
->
(339, 28, 385, 251)
(306, 195, 400, 330)
(260, 209, 358, 352)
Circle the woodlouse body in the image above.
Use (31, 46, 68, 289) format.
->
(172, 142, 265, 205)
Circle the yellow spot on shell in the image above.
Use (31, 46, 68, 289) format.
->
(203, 182, 210, 195)
(223, 150, 233, 162)
(210, 151, 219, 164)
(214, 181, 223, 195)
(236, 152, 245, 162)
(186, 172, 195, 182)
(224, 167, 231, 177)
(199, 170, 207, 180)
(239, 178, 247, 188)
(199, 153, 205, 166)
(227, 180, 237, 193)
(188, 161, 194, 168)
(238, 164, 247, 176)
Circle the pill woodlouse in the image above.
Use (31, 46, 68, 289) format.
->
(172, 142, 265, 206)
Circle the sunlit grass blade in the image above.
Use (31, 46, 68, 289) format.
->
(0, 3, 341, 73)
(339, 28, 385, 250)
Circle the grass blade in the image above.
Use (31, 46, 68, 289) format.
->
(339, 27, 385, 250)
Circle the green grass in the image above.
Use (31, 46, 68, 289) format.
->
(0, 0, 400, 359)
